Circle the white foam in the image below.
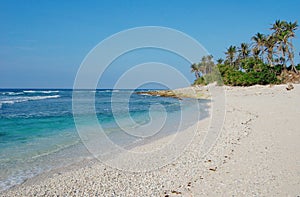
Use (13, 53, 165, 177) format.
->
(40, 91, 59, 94)
(0, 95, 60, 109)
(138, 93, 152, 96)
(0, 101, 15, 104)
(1, 92, 24, 96)
(8, 92, 24, 95)
(27, 95, 60, 100)
(23, 90, 36, 93)
(23, 90, 59, 94)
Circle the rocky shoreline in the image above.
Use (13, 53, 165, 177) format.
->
(136, 86, 211, 99)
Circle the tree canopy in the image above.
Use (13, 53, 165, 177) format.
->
(191, 20, 299, 86)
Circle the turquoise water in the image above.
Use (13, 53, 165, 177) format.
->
(0, 89, 208, 191)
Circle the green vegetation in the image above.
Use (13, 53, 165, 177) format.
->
(192, 20, 299, 86)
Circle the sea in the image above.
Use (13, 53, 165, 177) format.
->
(0, 89, 209, 192)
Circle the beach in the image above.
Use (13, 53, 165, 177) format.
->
(2, 84, 300, 196)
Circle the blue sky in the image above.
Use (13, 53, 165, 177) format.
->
(1, 0, 300, 88)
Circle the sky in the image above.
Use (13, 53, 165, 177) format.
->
(0, 0, 300, 88)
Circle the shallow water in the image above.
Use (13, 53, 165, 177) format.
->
(0, 89, 209, 191)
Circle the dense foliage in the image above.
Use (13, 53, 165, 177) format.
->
(218, 59, 279, 86)
(194, 58, 280, 86)
(191, 20, 299, 86)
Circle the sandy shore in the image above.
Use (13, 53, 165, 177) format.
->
(2, 84, 300, 196)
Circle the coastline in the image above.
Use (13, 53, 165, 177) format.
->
(136, 86, 211, 99)
(2, 84, 300, 196)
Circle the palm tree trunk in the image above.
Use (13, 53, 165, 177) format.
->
(281, 49, 286, 70)
(291, 65, 298, 73)
(288, 41, 298, 73)
(282, 49, 286, 70)
(267, 51, 274, 67)
(289, 55, 298, 73)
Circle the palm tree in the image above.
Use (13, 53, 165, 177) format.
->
(217, 58, 224, 64)
(239, 43, 250, 59)
(207, 55, 214, 61)
(271, 20, 298, 72)
(198, 55, 214, 75)
(252, 47, 261, 60)
(271, 20, 288, 68)
(191, 63, 200, 79)
(225, 45, 237, 66)
(206, 55, 214, 74)
(263, 35, 276, 67)
(251, 32, 266, 60)
(285, 21, 298, 73)
(271, 20, 285, 34)
(199, 56, 208, 75)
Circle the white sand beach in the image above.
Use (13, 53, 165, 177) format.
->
(2, 84, 300, 196)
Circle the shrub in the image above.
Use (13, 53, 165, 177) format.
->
(194, 59, 280, 86)
(193, 77, 207, 85)
(193, 66, 224, 86)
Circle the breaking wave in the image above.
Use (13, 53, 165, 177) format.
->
(0, 95, 60, 109)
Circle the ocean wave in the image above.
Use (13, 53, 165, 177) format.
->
(93, 90, 111, 92)
(0, 95, 60, 109)
(23, 90, 59, 94)
(0, 168, 42, 192)
(23, 90, 36, 93)
(97, 90, 120, 92)
(39, 90, 59, 94)
(1, 92, 24, 96)
(31, 140, 80, 159)
(0, 101, 15, 109)
(138, 93, 152, 96)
